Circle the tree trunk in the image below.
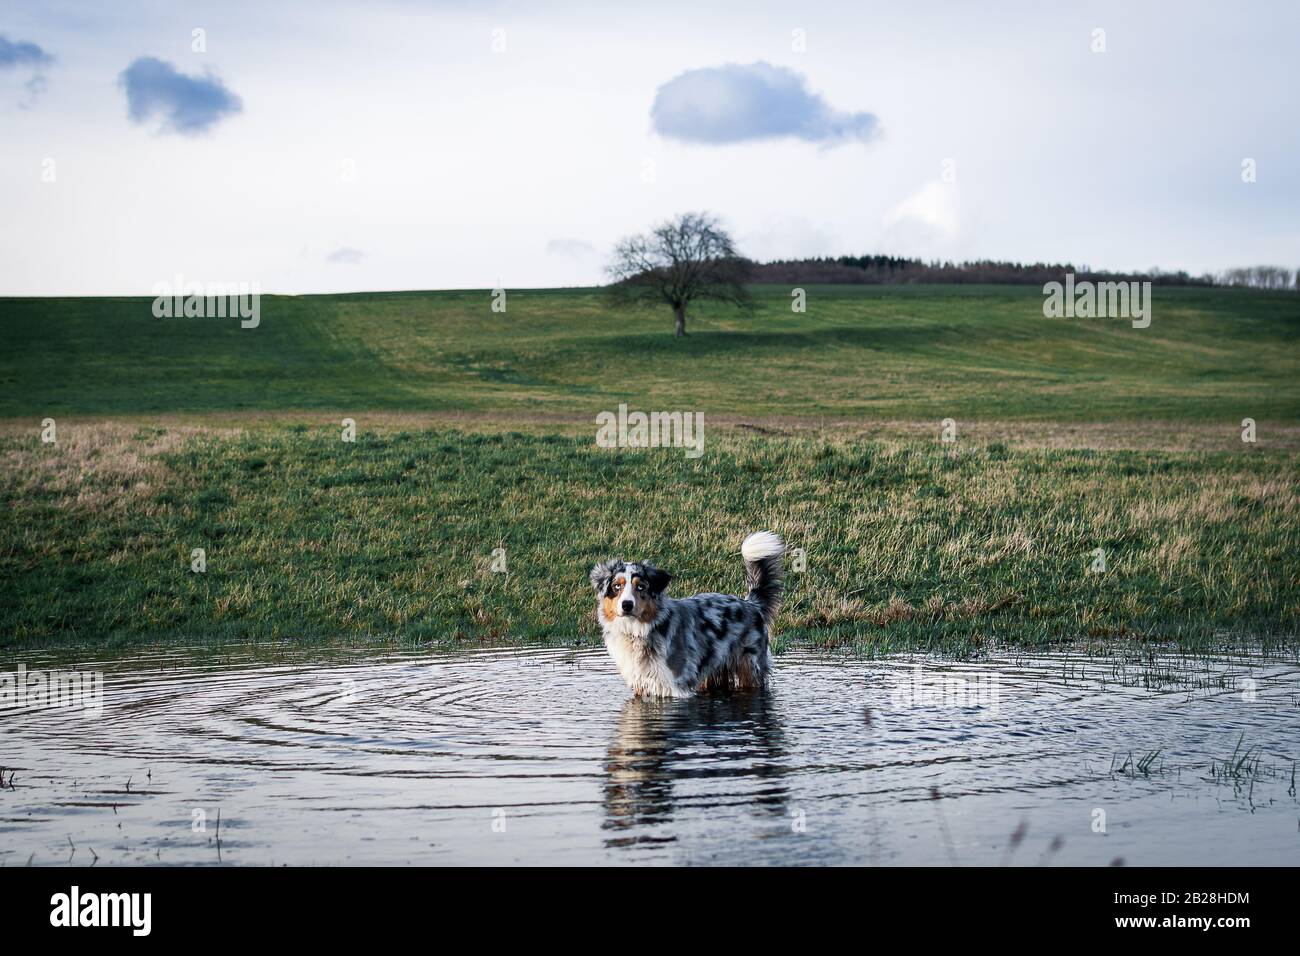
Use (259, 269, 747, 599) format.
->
(673, 304, 686, 337)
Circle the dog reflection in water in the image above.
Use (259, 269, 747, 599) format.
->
(602, 691, 789, 849)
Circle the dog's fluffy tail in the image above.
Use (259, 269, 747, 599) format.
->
(742, 531, 784, 625)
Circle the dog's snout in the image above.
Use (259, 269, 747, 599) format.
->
(620, 600, 634, 614)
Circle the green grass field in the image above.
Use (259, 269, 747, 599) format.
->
(1, 284, 1297, 651)
(3, 284, 1298, 422)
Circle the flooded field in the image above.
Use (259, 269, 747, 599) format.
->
(2, 644, 1297, 866)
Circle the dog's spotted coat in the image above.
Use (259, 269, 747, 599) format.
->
(590, 531, 784, 698)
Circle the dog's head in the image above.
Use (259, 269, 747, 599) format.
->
(590, 559, 671, 624)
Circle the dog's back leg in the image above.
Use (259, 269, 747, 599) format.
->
(732, 641, 771, 689)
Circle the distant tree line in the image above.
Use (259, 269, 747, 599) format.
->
(750, 255, 1300, 290)
(1217, 265, 1295, 290)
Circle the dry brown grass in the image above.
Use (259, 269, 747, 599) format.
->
(0, 423, 227, 514)
(4, 413, 1297, 452)
(798, 590, 1022, 630)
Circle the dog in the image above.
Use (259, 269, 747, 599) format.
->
(590, 531, 784, 698)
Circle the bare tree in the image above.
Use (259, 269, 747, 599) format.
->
(606, 212, 754, 337)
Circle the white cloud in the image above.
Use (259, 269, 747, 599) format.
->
(740, 216, 841, 262)
(545, 238, 596, 258)
(883, 181, 960, 246)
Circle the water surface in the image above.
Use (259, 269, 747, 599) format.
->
(3, 644, 1298, 865)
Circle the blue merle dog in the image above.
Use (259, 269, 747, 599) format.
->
(590, 531, 784, 698)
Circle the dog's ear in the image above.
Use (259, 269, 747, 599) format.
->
(641, 564, 672, 595)
(590, 560, 619, 595)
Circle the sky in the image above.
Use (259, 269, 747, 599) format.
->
(1, 0, 1298, 295)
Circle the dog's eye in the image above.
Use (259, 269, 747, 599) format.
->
(636, 582, 646, 591)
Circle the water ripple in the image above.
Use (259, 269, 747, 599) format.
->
(2, 645, 1298, 865)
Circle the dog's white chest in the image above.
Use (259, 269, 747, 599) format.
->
(602, 628, 686, 698)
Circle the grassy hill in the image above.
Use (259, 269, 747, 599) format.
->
(3, 284, 1298, 422)
(1, 284, 1297, 651)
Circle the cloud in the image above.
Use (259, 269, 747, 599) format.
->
(651, 62, 879, 147)
(545, 238, 596, 258)
(883, 181, 961, 249)
(0, 35, 52, 69)
(741, 216, 841, 262)
(118, 56, 242, 134)
(326, 247, 364, 265)
(0, 35, 54, 107)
